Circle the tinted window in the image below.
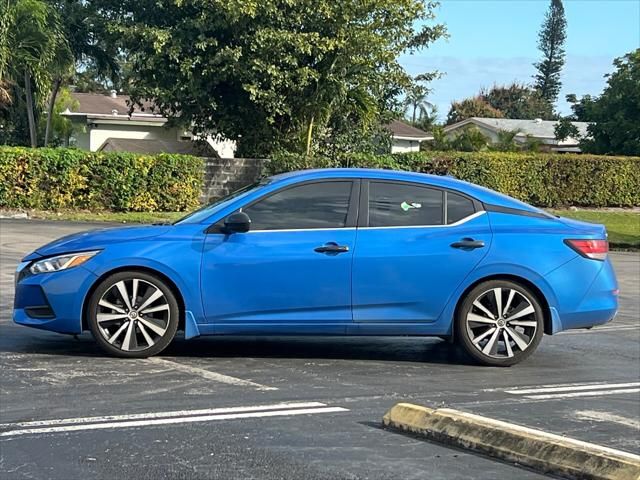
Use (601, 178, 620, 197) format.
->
(243, 181, 352, 231)
(446, 192, 475, 224)
(369, 182, 443, 227)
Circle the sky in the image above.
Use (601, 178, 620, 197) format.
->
(399, 0, 640, 121)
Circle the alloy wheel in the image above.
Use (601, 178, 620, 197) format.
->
(96, 278, 170, 352)
(465, 287, 538, 359)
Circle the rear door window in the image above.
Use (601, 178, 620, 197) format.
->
(368, 182, 443, 227)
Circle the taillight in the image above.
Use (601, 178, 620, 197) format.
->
(564, 239, 608, 261)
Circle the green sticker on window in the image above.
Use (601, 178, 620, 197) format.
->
(400, 201, 422, 211)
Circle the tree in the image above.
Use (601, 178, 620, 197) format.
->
(553, 117, 579, 142)
(446, 96, 503, 125)
(95, 0, 446, 156)
(533, 0, 567, 105)
(403, 84, 432, 124)
(481, 83, 554, 120)
(2, 0, 67, 147)
(42, 0, 118, 145)
(565, 50, 640, 155)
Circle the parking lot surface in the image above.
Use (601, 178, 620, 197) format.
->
(1, 219, 639, 479)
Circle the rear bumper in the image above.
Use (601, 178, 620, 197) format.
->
(545, 256, 618, 333)
(13, 264, 97, 335)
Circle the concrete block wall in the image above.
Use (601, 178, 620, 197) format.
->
(201, 157, 269, 203)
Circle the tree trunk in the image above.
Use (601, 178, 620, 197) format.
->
(412, 104, 417, 124)
(305, 115, 314, 157)
(44, 77, 61, 147)
(24, 70, 37, 148)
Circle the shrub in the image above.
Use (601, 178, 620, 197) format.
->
(0, 147, 203, 212)
(269, 151, 640, 208)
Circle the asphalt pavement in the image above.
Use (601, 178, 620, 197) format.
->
(0, 219, 638, 480)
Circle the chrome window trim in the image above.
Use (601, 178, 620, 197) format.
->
(243, 211, 485, 233)
(359, 210, 486, 230)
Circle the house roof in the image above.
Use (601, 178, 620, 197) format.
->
(444, 117, 590, 144)
(385, 120, 433, 140)
(97, 138, 218, 157)
(62, 92, 166, 122)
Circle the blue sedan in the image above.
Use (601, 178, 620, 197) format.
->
(14, 168, 618, 366)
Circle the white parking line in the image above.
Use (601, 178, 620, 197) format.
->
(574, 410, 640, 429)
(0, 401, 327, 429)
(504, 381, 640, 400)
(505, 382, 640, 395)
(146, 357, 278, 391)
(0, 402, 348, 438)
(524, 388, 640, 400)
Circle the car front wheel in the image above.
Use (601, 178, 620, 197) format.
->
(87, 271, 179, 358)
(455, 280, 544, 366)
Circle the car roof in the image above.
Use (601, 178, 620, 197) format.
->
(269, 168, 544, 214)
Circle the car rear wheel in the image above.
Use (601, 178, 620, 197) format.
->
(455, 280, 544, 366)
(87, 271, 179, 358)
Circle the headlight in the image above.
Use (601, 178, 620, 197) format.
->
(29, 251, 100, 274)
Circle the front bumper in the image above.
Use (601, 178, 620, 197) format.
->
(13, 263, 98, 335)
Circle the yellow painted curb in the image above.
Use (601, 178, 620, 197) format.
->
(383, 403, 640, 480)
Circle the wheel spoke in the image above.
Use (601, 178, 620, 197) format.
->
(467, 313, 497, 325)
(138, 317, 166, 336)
(493, 288, 503, 318)
(140, 304, 170, 315)
(137, 288, 164, 312)
(115, 281, 133, 311)
(131, 279, 139, 307)
(473, 299, 495, 320)
(121, 320, 136, 351)
(472, 327, 496, 345)
(137, 322, 155, 347)
(506, 304, 535, 321)
(508, 320, 538, 327)
(98, 299, 125, 314)
(482, 328, 501, 355)
(108, 321, 129, 344)
(505, 326, 529, 351)
(97, 313, 128, 323)
(503, 289, 516, 316)
(503, 330, 514, 357)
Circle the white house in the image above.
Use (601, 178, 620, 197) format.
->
(385, 120, 433, 153)
(62, 91, 236, 157)
(443, 117, 590, 153)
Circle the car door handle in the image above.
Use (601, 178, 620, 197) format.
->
(314, 242, 349, 254)
(451, 238, 485, 249)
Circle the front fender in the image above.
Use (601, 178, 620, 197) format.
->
(84, 253, 206, 325)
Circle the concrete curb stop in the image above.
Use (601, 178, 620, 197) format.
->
(382, 403, 640, 480)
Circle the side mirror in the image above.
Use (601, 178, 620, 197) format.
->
(223, 212, 251, 234)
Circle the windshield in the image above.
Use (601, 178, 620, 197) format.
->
(174, 179, 270, 225)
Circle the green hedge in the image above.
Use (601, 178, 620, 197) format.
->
(269, 151, 640, 208)
(0, 147, 203, 212)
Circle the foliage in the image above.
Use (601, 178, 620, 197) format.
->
(447, 83, 554, 124)
(93, 0, 446, 157)
(533, 0, 567, 105)
(565, 50, 640, 156)
(481, 83, 554, 120)
(446, 126, 489, 152)
(1, 0, 70, 146)
(0, 147, 203, 211)
(268, 150, 640, 208)
(553, 117, 579, 142)
(446, 96, 503, 125)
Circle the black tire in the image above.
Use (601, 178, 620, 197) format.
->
(87, 271, 179, 358)
(455, 280, 544, 367)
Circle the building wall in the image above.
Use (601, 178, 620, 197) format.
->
(87, 123, 179, 151)
(391, 139, 421, 153)
(201, 157, 268, 203)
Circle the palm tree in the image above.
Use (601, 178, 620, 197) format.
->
(403, 84, 434, 124)
(3, 0, 68, 147)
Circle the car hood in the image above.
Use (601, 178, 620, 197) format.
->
(25, 225, 172, 260)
